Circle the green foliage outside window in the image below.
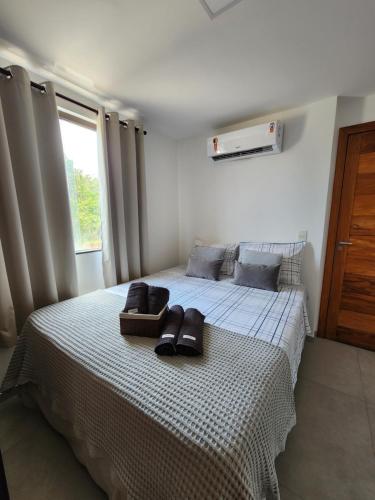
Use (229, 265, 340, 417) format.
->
(65, 157, 102, 251)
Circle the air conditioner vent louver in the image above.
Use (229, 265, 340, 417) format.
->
(212, 145, 274, 161)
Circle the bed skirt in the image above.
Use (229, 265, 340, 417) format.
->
(21, 383, 295, 500)
(22, 385, 124, 499)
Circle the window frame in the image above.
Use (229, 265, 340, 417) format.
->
(59, 110, 102, 255)
(59, 110, 97, 131)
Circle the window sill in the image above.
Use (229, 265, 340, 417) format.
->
(75, 249, 102, 255)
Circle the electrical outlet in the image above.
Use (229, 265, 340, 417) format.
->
(298, 230, 308, 241)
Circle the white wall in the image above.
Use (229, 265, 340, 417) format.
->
(177, 97, 338, 331)
(76, 251, 104, 294)
(142, 128, 179, 275)
(336, 94, 375, 129)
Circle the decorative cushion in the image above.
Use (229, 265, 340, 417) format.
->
(186, 256, 224, 281)
(193, 241, 239, 276)
(219, 243, 239, 276)
(239, 241, 306, 285)
(232, 261, 281, 292)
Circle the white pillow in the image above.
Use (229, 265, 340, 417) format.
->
(239, 241, 306, 285)
(194, 240, 239, 276)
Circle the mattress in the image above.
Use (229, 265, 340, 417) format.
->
(107, 265, 311, 386)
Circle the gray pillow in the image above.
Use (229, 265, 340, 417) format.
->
(239, 241, 305, 285)
(191, 245, 226, 261)
(241, 249, 283, 266)
(232, 261, 281, 292)
(186, 256, 224, 281)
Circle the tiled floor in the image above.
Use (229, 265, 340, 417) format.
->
(276, 339, 375, 500)
(0, 338, 374, 500)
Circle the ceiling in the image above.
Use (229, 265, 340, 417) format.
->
(0, 0, 375, 138)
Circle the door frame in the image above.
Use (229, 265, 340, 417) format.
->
(318, 120, 375, 338)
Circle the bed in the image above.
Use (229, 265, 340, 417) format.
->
(2, 265, 311, 500)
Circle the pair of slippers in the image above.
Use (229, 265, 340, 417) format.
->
(155, 306, 205, 356)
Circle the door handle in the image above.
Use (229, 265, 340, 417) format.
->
(337, 241, 353, 246)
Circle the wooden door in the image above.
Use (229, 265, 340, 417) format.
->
(320, 123, 375, 350)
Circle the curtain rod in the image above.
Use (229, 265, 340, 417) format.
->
(0, 67, 147, 135)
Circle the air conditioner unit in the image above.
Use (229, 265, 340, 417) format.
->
(207, 121, 283, 162)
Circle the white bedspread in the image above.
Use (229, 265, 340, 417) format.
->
(107, 266, 311, 386)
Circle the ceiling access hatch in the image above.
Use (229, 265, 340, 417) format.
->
(199, 0, 243, 19)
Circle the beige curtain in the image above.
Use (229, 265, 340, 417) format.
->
(0, 65, 78, 345)
(97, 110, 146, 286)
(135, 123, 148, 275)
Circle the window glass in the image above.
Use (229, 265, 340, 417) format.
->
(59, 117, 102, 252)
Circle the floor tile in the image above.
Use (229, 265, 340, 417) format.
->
(276, 378, 375, 500)
(298, 338, 364, 399)
(280, 484, 302, 499)
(358, 348, 375, 405)
(0, 347, 13, 384)
(367, 404, 375, 456)
(1, 397, 106, 500)
(0, 396, 46, 452)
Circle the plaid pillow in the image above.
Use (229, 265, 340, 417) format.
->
(193, 241, 239, 276)
(239, 241, 306, 285)
(220, 243, 239, 276)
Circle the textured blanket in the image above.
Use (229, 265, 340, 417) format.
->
(107, 266, 310, 387)
(2, 290, 295, 500)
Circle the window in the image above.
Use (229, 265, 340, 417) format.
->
(59, 113, 102, 253)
